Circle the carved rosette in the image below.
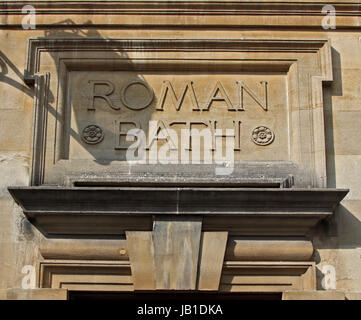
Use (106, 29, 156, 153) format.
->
(251, 126, 274, 146)
(81, 125, 104, 144)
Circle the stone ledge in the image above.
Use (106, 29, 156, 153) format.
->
(282, 290, 345, 300)
(345, 292, 361, 300)
(0, 288, 68, 300)
(8, 187, 348, 237)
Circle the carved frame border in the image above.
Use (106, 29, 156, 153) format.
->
(25, 38, 332, 187)
(38, 259, 315, 292)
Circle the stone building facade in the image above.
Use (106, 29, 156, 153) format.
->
(0, 0, 360, 300)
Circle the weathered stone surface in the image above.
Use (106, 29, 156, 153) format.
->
(153, 217, 202, 290)
(0, 0, 361, 299)
(40, 261, 133, 292)
(197, 232, 228, 291)
(8, 186, 348, 236)
(126, 231, 156, 290)
(345, 292, 361, 300)
(0, 152, 29, 198)
(2, 289, 68, 300)
(19, 37, 334, 188)
(282, 290, 345, 300)
(225, 237, 313, 261)
(40, 238, 128, 260)
(335, 156, 361, 200)
(313, 200, 361, 292)
(220, 262, 316, 292)
(0, 289, 6, 300)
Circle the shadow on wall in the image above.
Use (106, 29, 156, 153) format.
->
(0, 19, 157, 166)
(312, 203, 361, 290)
(43, 19, 156, 165)
(313, 204, 361, 250)
(0, 51, 34, 98)
(315, 46, 361, 249)
(303, 46, 361, 290)
(1, 22, 360, 289)
(313, 47, 361, 290)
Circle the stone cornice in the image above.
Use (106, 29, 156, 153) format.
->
(8, 186, 348, 236)
(1, 1, 360, 16)
(0, 1, 360, 29)
(8, 186, 349, 214)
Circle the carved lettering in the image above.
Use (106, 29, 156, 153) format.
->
(146, 120, 178, 151)
(157, 80, 200, 111)
(237, 81, 268, 111)
(115, 121, 140, 150)
(203, 81, 235, 111)
(187, 122, 210, 151)
(87, 79, 269, 112)
(89, 80, 120, 111)
(209, 120, 241, 151)
(189, 127, 213, 164)
(85, 79, 270, 158)
(121, 80, 154, 110)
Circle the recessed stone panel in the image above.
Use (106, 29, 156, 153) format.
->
(22, 38, 333, 187)
(68, 71, 288, 163)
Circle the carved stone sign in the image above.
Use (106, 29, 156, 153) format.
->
(26, 38, 332, 187)
(70, 72, 284, 164)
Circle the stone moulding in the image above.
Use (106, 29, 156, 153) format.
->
(8, 187, 348, 237)
(220, 261, 316, 292)
(1, 1, 360, 29)
(38, 260, 316, 292)
(38, 236, 314, 261)
(39, 260, 133, 291)
(2, 1, 361, 15)
(24, 38, 330, 85)
(30, 73, 50, 186)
